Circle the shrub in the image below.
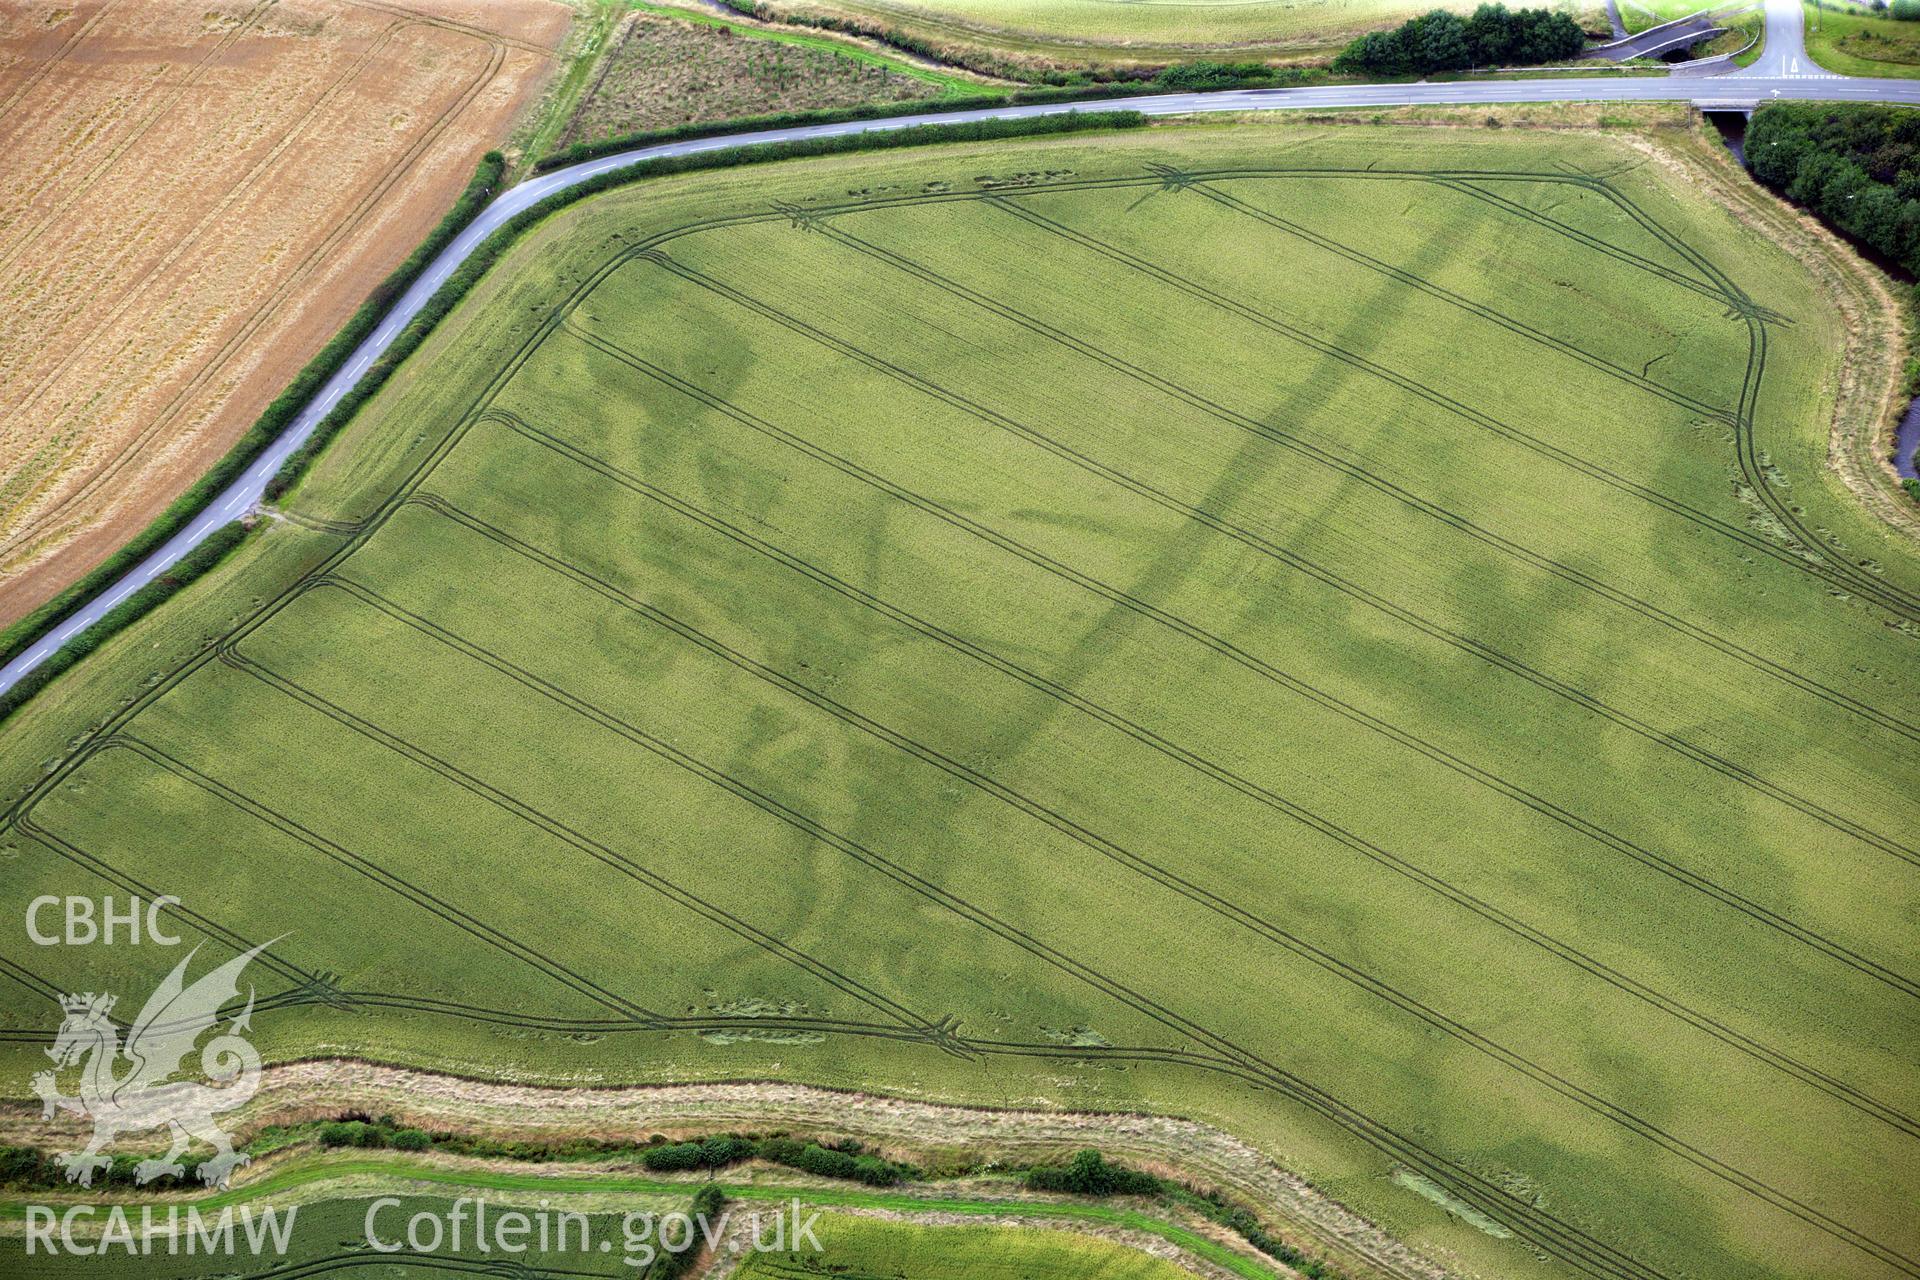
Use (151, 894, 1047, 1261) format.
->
(653, 1186, 729, 1278)
(1155, 59, 1272, 90)
(0, 1146, 47, 1186)
(1025, 1148, 1161, 1196)
(639, 1135, 756, 1171)
(750, 1138, 904, 1184)
(641, 1141, 707, 1171)
(319, 1120, 378, 1148)
(789, 1143, 874, 1182)
(1894, 0, 1920, 20)
(391, 1128, 432, 1151)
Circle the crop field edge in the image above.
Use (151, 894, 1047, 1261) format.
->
(0, 1, 569, 632)
(0, 1148, 1298, 1280)
(0, 1064, 1438, 1279)
(1, 118, 1913, 1280)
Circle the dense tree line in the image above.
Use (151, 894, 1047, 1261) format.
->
(1333, 5, 1587, 74)
(1747, 103, 1920, 276)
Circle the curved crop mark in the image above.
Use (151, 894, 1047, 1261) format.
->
(11, 165, 1913, 1280)
(813, 207, 1920, 744)
(465, 411, 1919, 1140)
(596, 270, 1920, 873)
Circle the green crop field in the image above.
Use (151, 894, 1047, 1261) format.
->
(2, 120, 1917, 1280)
(0, 1170, 1270, 1278)
(6, 1195, 659, 1278)
(7, 1203, 1202, 1280)
(737, 1211, 1202, 1278)
(752, 0, 1486, 61)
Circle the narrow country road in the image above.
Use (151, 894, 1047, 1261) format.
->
(1589, 10, 1727, 63)
(0, 11, 1908, 700)
(1740, 0, 1829, 79)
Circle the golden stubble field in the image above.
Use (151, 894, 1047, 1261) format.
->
(0, 0, 570, 627)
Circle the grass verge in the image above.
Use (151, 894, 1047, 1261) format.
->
(1802, 0, 1920, 75)
(0, 1149, 1292, 1280)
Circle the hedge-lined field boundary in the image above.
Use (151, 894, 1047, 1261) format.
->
(0, 152, 510, 673)
(0, 1129, 1338, 1279)
(269, 110, 1146, 498)
(705, 0, 1082, 80)
(0, 523, 252, 726)
(533, 79, 1273, 173)
(0, 111, 1146, 723)
(703, 0, 1316, 84)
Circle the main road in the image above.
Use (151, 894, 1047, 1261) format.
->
(0, 0, 1906, 700)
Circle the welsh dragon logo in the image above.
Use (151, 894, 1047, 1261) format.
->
(31, 942, 271, 1188)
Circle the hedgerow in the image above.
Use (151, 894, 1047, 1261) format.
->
(1, 1128, 1339, 1276)
(654, 1185, 728, 1277)
(641, 1135, 758, 1171)
(1168, 1184, 1336, 1279)
(1023, 1148, 1161, 1196)
(0, 521, 252, 727)
(0, 1145, 211, 1191)
(534, 73, 1289, 173)
(706, 0, 1048, 79)
(0, 151, 508, 673)
(641, 1134, 907, 1184)
(0, 112, 1142, 726)
(702, 0, 1315, 84)
(318, 1118, 432, 1150)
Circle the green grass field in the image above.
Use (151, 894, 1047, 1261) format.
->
(736, 1211, 1203, 1278)
(1617, 0, 1708, 34)
(0, 1163, 1276, 1278)
(2, 121, 1917, 1280)
(756, 0, 1494, 62)
(12, 1208, 1204, 1280)
(5, 1196, 649, 1279)
(1802, 0, 1920, 76)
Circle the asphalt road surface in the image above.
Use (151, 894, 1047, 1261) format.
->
(1742, 0, 1835, 79)
(0, 0, 1908, 700)
(1590, 11, 1725, 62)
